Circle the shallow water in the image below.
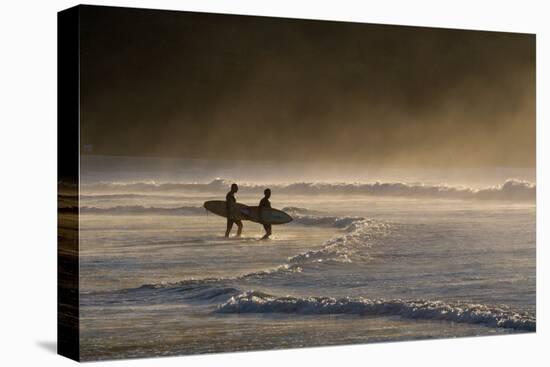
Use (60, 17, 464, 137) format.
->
(77, 189, 535, 361)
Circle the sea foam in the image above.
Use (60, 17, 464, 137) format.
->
(217, 291, 536, 331)
(289, 216, 390, 264)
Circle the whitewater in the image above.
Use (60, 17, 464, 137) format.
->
(71, 160, 535, 360)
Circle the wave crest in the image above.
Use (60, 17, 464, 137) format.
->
(289, 218, 390, 264)
(292, 214, 364, 229)
(217, 291, 536, 331)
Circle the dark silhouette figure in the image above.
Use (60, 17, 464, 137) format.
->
(225, 183, 243, 237)
(259, 188, 272, 240)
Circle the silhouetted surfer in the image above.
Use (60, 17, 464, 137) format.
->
(225, 183, 243, 237)
(259, 188, 272, 240)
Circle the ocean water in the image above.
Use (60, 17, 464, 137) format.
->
(74, 157, 536, 361)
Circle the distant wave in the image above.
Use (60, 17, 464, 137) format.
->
(80, 178, 535, 201)
(282, 207, 324, 216)
(80, 205, 206, 216)
(217, 291, 535, 331)
(291, 214, 364, 229)
(279, 179, 535, 201)
(80, 179, 228, 193)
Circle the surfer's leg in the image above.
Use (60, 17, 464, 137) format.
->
(261, 223, 271, 240)
(225, 219, 233, 237)
(236, 220, 243, 237)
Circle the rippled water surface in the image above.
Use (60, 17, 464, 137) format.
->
(77, 190, 535, 361)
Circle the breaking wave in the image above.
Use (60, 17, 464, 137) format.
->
(103, 279, 536, 332)
(278, 179, 535, 201)
(289, 217, 390, 264)
(217, 291, 536, 331)
(79, 178, 535, 201)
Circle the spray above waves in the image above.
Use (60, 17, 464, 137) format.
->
(77, 178, 535, 201)
(217, 291, 536, 331)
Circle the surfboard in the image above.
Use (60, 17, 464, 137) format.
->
(203, 200, 249, 220)
(239, 206, 293, 225)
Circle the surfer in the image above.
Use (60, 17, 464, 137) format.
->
(225, 183, 243, 237)
(259, 188, 272, 240)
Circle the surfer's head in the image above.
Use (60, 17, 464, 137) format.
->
(264, 188, 271, 198)
(231, 183, 239, 193)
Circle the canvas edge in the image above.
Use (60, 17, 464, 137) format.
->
(57, 4, 81, 362)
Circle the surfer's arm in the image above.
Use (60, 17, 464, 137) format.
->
(226, 194, 234, 219)
(258, 199, 265, 222)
